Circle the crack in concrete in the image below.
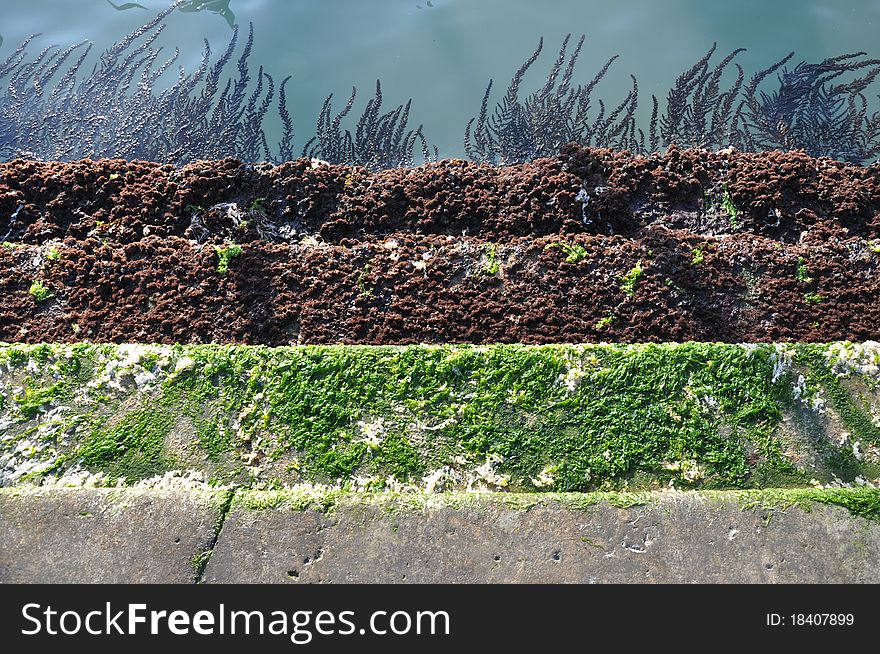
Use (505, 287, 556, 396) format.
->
(193, 489, 236, 584)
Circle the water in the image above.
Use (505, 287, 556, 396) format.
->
(2, 0, 879, 162)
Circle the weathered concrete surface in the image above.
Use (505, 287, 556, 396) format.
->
(2, 489, 877, 583)
(0, 488, 221, 583)
(204, 492, 880, 583)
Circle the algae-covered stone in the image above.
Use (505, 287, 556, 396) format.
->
(0, 342, 878, 491)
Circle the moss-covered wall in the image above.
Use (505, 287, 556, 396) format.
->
(0, 342, 878, 491)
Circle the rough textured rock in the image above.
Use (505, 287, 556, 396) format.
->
(1, 147, 878, 345)
(2, 230, 879, 344)
(3, 489, 877, 583)
(1, 147, 878, 245)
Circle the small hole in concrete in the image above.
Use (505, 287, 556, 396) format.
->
(765, 563, 774, 570)
(173, 538, 180, 545)
(494, 555, 501, 562)
(287, 569, 299, 579)
(552, 550, 561, 562)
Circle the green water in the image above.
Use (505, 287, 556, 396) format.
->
(3, 0, 879, 159)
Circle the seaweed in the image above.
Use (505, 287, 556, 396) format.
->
(2, 3, 880, 168)
(466, 37, 880, 165)
(465, 34, 638, 164)
(650, 43, 745, 151)
(733, 52, 880, 164)
(302, 80, 437, 170)
(0, 1, 292, 164)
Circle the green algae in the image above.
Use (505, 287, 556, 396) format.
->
(232, 489, 653, 515)
(78, 409, 177, 481)
(192, 488, 235, 582)
(795, 344, 880, 447)
(233, 487, 880, 522)
(1, 342, 879, 490)
(213, 243, 242, 275)
(726, 487, 880, 522)
(195, 415, 234, 462)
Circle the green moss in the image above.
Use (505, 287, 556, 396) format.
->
(196, 416, 234, 462)
(357, 263, 374, 297)
(721, 184, 739, 221)
(729, 487, 880, 522)
(233, 488, 879, 521)
(3, 342, 879, 491)
(237, 488, 347, 513)
(482, 243, 500, 275)
(796, 257, 813, 284)
(796, 345, 880, 447)
(9, 349, 85, 418)
(14, 380, 65, 419)
(546, 242, 588, 264)
(366, 430, 424, 480)
(191, 550, 213, 580)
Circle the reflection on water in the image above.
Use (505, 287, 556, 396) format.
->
(1, 0, 878, 165)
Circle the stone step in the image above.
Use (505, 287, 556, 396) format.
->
(2, 488, 878, 583)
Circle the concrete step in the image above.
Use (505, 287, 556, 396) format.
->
(2, 487, 878, 583)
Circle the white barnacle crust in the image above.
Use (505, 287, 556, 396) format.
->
(422, 465, 462, 493)
(354, 417, 386, 449)
(558, 366, 586, 393)
(769, 344, 794, 383)
(468, 454, 510, 490)
(557, 347, 589, 394)
(530, 464, 557, 488)
(826, 341, 880, 378)
(174, 356, 196, 373)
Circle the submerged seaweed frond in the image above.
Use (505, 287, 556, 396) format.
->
(302, 80, 437, 170)
(465, 37, 880, 165)
(465, 34, 637, 164)
(0, 1, 292, 164)
(651, 43, 745, 150)
(3, 5, 880, 167)
(733, 52, 880, 164)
